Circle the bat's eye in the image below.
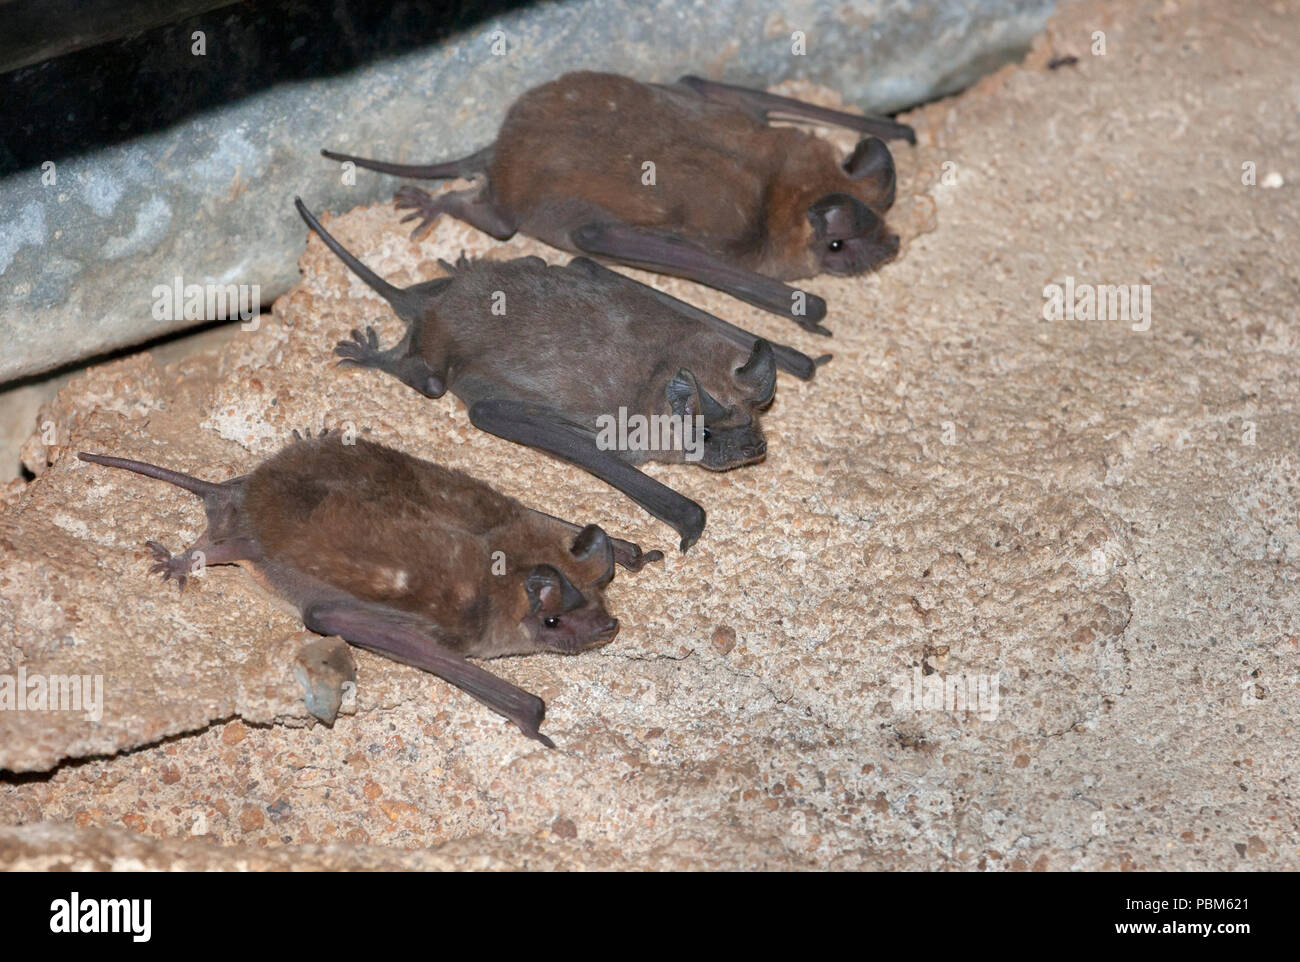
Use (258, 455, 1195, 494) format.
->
(828, 240, 844, 252)
(702, 428, 712, 442)
(544, 616, 560, 629)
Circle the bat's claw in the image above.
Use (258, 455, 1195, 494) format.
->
(401, 216, 437, 242)
(292, 426, 333, 441)
(145, 540, 189, 592)
(394, 186, 440, 241)
(796, 319, 833, 337)
(350, 327, 380, 350)
(789, 292, 830, 333)
(512, 692, 556, 748)
(676, 502, 707, 553)
(394, 185, 432, 208)
(334, 326, 383, 367)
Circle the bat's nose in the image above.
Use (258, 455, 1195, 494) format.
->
(741, 440, 767, 460)
(580, 618, 619, 652)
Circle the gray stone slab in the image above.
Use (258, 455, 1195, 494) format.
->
(0, 0, 1053, 383)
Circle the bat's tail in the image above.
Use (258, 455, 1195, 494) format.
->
(319, 146, 491, 180)
(294, 198, 416, 315)
(78, 452, 225, 500)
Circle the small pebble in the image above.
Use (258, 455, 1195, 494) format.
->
(711, 625, 737, 654)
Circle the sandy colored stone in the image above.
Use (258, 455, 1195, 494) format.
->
(711, 626, 738, 655)
(2, 0, 1298, 870)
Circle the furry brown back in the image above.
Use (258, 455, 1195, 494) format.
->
(245, 436, 520, 624)
(489, 72, 861, 278)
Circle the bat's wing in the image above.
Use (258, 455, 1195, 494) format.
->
(302, 598, 555, 747)
(569, 222, 830, 335)
(468, 399, 707, 551)
(676, 75, 916, 145)
(566, 257, 827, 379)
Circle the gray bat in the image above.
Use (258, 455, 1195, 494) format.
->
(295, 198, 826, 551)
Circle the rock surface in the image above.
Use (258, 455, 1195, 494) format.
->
(2, 0, 1297, 870)
(0, 0, 1053, 382)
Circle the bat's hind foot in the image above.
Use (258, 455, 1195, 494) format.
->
(335, 327, 446, 398)
(395, 184, 518, 241)
(334, 326, 388, 368)
(144, 536, 252, 591)
(394, 186, 442, 240)
(146, 541, 196, 591)
(793, 310, 832, 337)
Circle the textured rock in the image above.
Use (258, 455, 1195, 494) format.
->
(2, 0, 1298, 870)
(0, 0, 1053, 382)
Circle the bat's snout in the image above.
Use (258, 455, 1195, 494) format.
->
(590, 618, 620, 647)
(859, 231, 901, 273)
(697, 431, 768, 471)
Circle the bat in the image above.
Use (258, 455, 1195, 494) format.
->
(78, 431, 663, 747)
(295, 198, 824, 551)
(321, 71, 914, 335)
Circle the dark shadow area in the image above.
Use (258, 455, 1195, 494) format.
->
(0, 0, 539, 175)
(1, 312, 251, 397)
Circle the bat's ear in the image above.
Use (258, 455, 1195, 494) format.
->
(570, 524, 616, 584)
(666, 370, 727, 422)
(525, 564, 586, 613)
(842, 136, 896, 207)
(666, 370, 699, 418)
(734, 339, 777, 407)
(807, 193, 879, 239)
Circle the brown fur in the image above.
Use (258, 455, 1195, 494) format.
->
(79, 434, 662, 744)
(242, 435, 630, 657)
(489, 73, 892, 280)
(322, 71, 909, 327)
